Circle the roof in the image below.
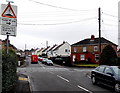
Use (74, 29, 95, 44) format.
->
(53, 42, 66, 51)
(37, 48, 44, 53)
(47, 44, 57, 51)
(42, 46, 50, 52)
(71, 37, 117, 46)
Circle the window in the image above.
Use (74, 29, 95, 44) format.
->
(80, 54, 85, 60)
(73, 55, 76, 62)
(83, 47, 87, 52)
(74, 47, 76, 52)
(95, 66, 100, 71)
(94, 46, 98, 51)
(65, 49, 67, 52)
(95, 54, 99, 61)
(98, 66, 105, 72)
(104, 68, 113, 74)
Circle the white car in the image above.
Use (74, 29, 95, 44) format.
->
(46, 60, 53, 66)
(42, 58, 48, 64)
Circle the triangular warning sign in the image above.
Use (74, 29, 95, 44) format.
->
(1, 3, 16, 18)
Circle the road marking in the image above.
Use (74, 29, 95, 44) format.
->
(39, 62, 45, 69)
(77, 85, 93, 93)
(87, 75, 91, 79)
(49, 72, 54, 74)
(28, 76, 33, 92)
(57, 75, 69, 83)
(18, 77, 28, 81)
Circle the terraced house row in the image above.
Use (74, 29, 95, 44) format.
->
(1, 35, 119, 64)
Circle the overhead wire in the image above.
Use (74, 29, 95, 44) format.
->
(28, 0, 96, 12)
(102, 12, 118, 18)
(18, 17, 97, 25)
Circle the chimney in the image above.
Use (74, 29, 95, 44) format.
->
(90, 35, 95, 41)
(63, 41, 66, 43)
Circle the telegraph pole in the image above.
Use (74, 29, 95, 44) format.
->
(98, 7, 101, 55)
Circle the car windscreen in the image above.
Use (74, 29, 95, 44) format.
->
(112, 66, 120, 76)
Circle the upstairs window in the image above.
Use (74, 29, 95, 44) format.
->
(83, 47, 87, 52)
(65, 49, 67, 52)
(94, 46, 98, 52)
(74, 47, 76, 52)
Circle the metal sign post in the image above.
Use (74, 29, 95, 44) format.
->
(6, 34, 9, 54)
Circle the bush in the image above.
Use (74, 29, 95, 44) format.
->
(99, 45, 118, 66)
(117, 57, 120, 66)
(2, 49, 18, 92)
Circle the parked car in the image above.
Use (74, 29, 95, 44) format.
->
(91, 65, 120, 92)
(38, 57, 43, 62)
(42, 58, 48, 64)
(46, 60, 53, 66)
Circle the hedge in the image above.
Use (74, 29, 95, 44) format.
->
(2, 49, 18, 92)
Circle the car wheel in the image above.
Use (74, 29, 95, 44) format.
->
(92, 76, 97, 85)
(115, 83, 120, 93)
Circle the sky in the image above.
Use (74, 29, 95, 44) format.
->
(0, 0, 119, 50)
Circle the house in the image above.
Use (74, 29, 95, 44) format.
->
(36, 48, 45, 56)
(41, 46, 51, 57)
(47, 44, 58, 58)
(52, 41, 71, 57)
(71, 35, 118, 64)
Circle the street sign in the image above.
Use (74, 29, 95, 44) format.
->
(0, 3, 17, 36)
(1, 3, 16, 18)
(1, 25, 16, 36)
(1, 17, 17, 26)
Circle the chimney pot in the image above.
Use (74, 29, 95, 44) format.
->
(91, 35, 95, 41)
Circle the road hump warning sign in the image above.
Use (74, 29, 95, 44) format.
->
(1, 3, 16, 18)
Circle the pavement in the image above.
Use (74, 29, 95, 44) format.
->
(12, 73, 31, 93)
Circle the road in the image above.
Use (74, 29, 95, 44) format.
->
(17, 57, 115, 93)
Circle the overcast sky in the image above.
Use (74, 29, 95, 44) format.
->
(0, 0, 119, 50)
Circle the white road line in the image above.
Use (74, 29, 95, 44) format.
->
(49, 72, 54, 74)
(39, 63, 45, 69)
(57, 75, 69, 83)
(87, 75, 91, 79)
(77, 85, 93, 93)
(28, 76, 33, 92)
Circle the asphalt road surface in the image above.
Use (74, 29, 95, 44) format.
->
(17, 57, 115, 93)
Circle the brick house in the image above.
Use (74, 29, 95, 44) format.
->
(71, 35, 118, 64)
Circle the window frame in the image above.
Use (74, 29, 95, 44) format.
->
(80, 54, 85, 60)
(94, 46, 98, 52)
(74, 47, 76, 52)
(83, 47, 87, 52)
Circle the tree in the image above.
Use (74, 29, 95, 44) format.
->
(99, 45, 117, 66)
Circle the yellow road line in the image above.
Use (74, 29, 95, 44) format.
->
(18, 77, 28, 81)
